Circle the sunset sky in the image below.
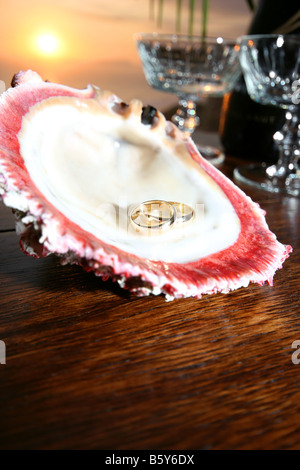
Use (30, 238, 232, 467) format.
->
(0, 0, 252, 109)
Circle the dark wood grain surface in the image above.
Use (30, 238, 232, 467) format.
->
(0, 100, 299, 450)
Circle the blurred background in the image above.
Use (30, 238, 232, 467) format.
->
(0, 0, 252, 110)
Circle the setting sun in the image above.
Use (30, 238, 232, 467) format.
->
(35, 33, 60, 56)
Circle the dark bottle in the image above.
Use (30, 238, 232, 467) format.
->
(219, 0, 300, 162)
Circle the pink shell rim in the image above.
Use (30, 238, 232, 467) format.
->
(0, 70, 292, 298)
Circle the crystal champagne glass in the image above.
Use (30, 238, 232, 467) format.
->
(234, 34, 300, 196)
(136, 33, 240, 165)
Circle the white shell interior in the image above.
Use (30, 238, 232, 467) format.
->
(19, 96, 240, 263)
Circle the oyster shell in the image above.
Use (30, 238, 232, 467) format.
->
(0, 70, 292, 299)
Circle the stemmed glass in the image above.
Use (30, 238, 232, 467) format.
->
(136, 33, 240, 165)
(234, 34, 300, 196)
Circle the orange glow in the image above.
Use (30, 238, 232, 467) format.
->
(0, 0, 253, 108)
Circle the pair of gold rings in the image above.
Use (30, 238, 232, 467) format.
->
(130, 200, 194, 231)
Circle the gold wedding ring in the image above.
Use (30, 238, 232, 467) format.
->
(169, 202, 195, 224)
(130, 200, 194, 231)
(130, 200, 176, 230)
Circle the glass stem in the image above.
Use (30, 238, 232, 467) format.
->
(269, 109, 300, 179)
(171, 96, 200, 135)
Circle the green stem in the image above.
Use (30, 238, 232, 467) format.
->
(158, 0, 164, 28)
(149, 0, 254, 35)
(202, 0, 210, 38)
(188, 0, 196, 36)
(176, 0, 182, 33)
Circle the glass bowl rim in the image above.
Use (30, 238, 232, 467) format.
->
(135, 32, 238, 45)
(237, 33, 300, 43)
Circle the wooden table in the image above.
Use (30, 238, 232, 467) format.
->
(0, 101, 299, 450)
